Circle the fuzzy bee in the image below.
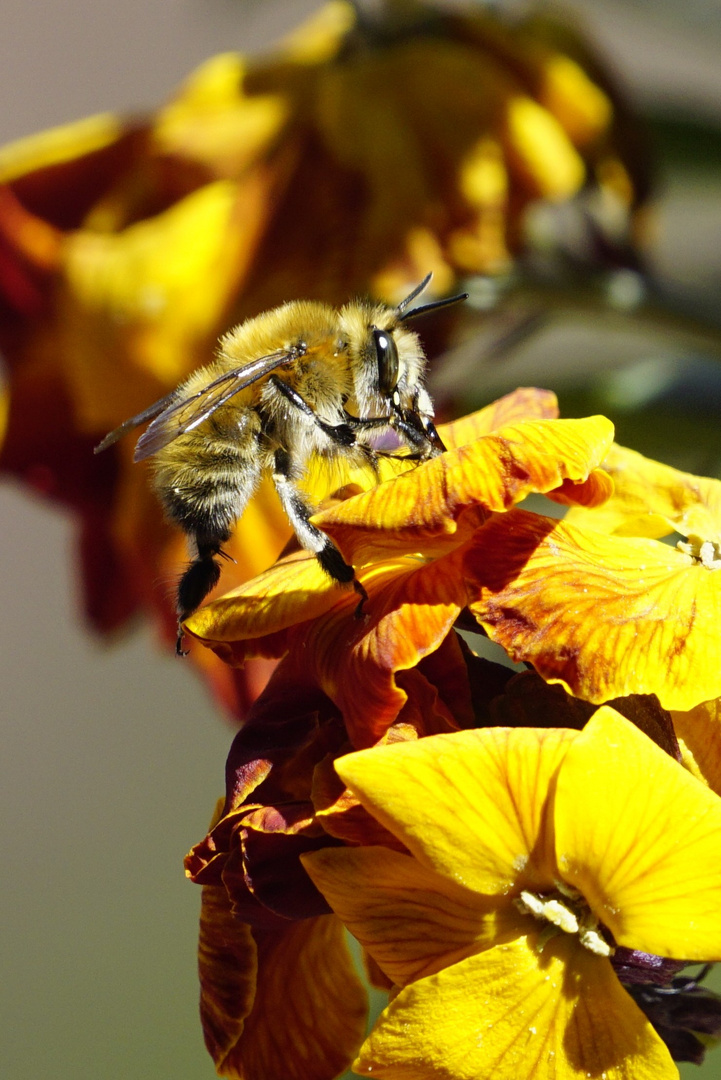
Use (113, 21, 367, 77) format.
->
(95, 274, 466, 652)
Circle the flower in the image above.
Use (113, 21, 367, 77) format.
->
(184, 634, 457, 1077)
(303, 706, 721, 1079)
(184, 392, 614, 745)
(465, 443, 721, 710)
(0, 0, 645, 713)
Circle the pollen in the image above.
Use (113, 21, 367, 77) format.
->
(515, 884, 614, 957)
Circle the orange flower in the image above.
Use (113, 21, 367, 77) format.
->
(185, 391, 613, 745)
(466, 444, 721, 710)
(0, 1, 644, 713)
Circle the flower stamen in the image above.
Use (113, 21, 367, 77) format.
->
(515, 885, 614, 957)
(677, 534, 721, 570)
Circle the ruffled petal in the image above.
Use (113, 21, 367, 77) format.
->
(316, 415, 614, 566)
(466, 508, 721, 710)
(555, 706, 721, 960)
(189, 552, 468, 747)
(355, 934, 676, 1080)
(438, 387, 559, 449)
(565, 443, 721, 545)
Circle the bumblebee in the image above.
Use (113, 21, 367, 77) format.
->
(95, 274, 466, 652)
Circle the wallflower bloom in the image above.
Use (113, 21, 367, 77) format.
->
(466, 442, 721, 710)
(0, 0, 644, 711)
(184, 392, 614, 744)
(184, 391, 721, 1077)
(303, 707, 721, 1079)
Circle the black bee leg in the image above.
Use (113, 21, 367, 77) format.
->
(175, 541, 225, 656)
(272, 447, 366, 606)
(270, 376, 357, 446)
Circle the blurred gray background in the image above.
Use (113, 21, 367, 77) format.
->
(1, 2, 720, 1078)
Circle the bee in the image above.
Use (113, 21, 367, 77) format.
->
(95, 274, 467, 653)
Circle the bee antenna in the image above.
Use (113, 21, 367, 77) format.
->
(400, 290, 469, 323)
(396, 272, 433, 315)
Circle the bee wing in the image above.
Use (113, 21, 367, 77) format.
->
(93, 390, 181, 454)
(133, 347, 297, 461)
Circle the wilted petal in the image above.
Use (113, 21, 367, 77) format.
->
(355, 935, 675, 1080)
(555, 706, 721, 961)
(197, 885, 258, 1074)
(231, 915, 367, 1080)
(334, 726, 577, 894)
(317, 415, 614, 565)
(466, 508, 721, 710)
(303, 845, 524, 987)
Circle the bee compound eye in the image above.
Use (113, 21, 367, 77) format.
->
(372, 328, 400, 397)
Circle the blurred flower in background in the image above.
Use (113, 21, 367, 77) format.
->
(0, 0, 646, 715)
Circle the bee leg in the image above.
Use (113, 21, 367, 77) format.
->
(270, 376, 357, 446)
(272, 447, 366, 608)
(175, 542, 224, 656)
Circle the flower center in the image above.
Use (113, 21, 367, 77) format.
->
(677, 534, 721, 570)
(514, 880, 614, 957)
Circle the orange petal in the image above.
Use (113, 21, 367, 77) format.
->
(303, 845, 525, 987)
(223, 915, 367, 1080)
(466, 508, 721, 710)
(334, 727, 577, 894)
(316, 416, 614, 566)
(555, 706, 721, 960)
(565, 442, 721, 543)
(355, 934, 675, 1080)
(307, 553, 467, 746)
(438, 388, 559, 450)
(190, 551, 467, 747)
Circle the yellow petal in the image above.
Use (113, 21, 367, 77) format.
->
(539, 55, 613, 146)
(555, 706, 721, 960)
(64, 177, 271, 430)
(505, 96, 586, 199)
(316, 415, 614, 566)
(303, 845, 525, 987)
(154, 53, 288, 173)
(0, 112, 123, 181)
(355, 934, 675, 1080)
(227, 915, 367, 1080)
(565, 443, 721, 545)
(672, 697, 721, 796)
(185, 550, 339, 652)
(466, 508, 721, 710)
(335, 727, 578, 894)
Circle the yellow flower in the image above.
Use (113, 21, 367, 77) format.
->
(304, 707, 721, 1079)
(466, 444, 721, 710)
